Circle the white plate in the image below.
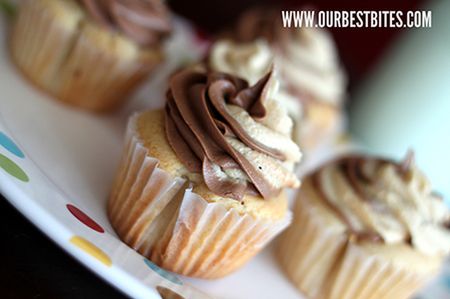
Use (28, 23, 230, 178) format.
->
(0, 11, 306, 299)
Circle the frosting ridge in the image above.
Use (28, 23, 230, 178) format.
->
(208, 39, 301, 134)
(164, 68, 301, 201)
(232, 7, 346, 105)
(276, 27, 346, 105)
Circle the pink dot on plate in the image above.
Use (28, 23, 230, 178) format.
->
(67, 204, 104, 233)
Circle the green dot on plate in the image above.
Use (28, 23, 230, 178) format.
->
(0, 153, 28, 182)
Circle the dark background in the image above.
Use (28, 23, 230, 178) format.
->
(169, 0, 422, 92)
(0, 196, 125, 298)
(0, 0, 424, 298)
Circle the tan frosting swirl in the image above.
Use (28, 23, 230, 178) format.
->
(164, 68, 301, 201)
(276, 27, 347, 105)
(232, 7, 346, 105)
(209, 39, 273, 86)
(78, 0, 172, 47)
(312, 154, 450, 256)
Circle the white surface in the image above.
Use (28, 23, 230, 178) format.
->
(0, 12, 306, 299)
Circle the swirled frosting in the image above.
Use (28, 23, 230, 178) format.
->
(208, 39, 302, 127)
(77, 0, 172, 47)
(276, 27, 346, 105)
(209, 39, 273, 86)
(312, 154, 450, 256)
(233, 7, 346, 105)
(164, 68, 301, 201)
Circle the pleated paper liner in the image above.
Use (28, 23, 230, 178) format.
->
(108, 113, 292, 279)
(277, 182, 348, 298)
(277, 179, 441, 299)
(11, 0, 162, 112)
(324, 242, 431, 299)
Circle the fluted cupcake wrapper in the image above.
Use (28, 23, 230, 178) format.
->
(325, 242, 428, 299)
(277, 191, 434, 299)
(108, 114, 292, 279)
(11, 0, 162, 112)
(277, 191, 348, 299)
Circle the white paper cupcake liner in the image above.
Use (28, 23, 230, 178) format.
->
(277, 188, 348, 298)
(325, 241, 429, 299)
(108, 114, 292, 278)
(11, 0, 161, 111)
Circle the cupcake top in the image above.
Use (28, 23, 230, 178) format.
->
(209, 39, 273, 86)
(312, 153, 450, 256)
(164, 68, 301, 201)
(275, 27, 346, 105)
(232, 7, 346, 105)
(208, 39, 302, 123)
(77, 0, 172, 47)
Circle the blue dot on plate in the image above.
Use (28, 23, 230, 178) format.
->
(144, 258, 183, 285)
(0, 132, 24, 158)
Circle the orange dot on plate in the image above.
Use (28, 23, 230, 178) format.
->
(70, 236, 111, 267)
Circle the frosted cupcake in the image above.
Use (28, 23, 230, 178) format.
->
(11, 0, 172, 111)
(277, 153, 450, 299)
(230, 7, 347, 153)
(108, 68, 302, 278)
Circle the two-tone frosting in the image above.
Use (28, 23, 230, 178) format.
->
(164, 68, 301, 201)
(208, 39, 302, 127)
(209, 39, 273, 86)
(232, 7, 346, 105)
(78, 0, 172, 47)
(312, 153, 450, 256)
(276, 27, 347, 105)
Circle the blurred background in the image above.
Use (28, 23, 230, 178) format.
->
(169, 0, 423, 91)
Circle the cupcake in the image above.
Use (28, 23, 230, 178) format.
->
(277, 152, 450, 299)
(108, 67, 302, 278)
(229, 7, 347, 153)
(11, 0, 172, 112)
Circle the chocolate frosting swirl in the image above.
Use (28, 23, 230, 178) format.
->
(78, 0, 172, 47)
(164, 69, 301, 201)
(312, 154, 450, 256)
